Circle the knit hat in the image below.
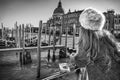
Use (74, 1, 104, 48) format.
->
(79, 7, 106, 30)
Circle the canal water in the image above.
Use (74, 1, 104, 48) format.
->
(0, 34, 79, 80)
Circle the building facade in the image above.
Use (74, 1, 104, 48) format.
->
(114, 14, 120, 38)
(103, 10, 115, 33)
(62, 10, 83, 34)
(47, 0, 64, 32)
(47, 0, 83, 35)
(47, 1, 120, 38)
(103, 10, 120, 39)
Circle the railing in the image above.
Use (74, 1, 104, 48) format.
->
(0, 45, 65, 52)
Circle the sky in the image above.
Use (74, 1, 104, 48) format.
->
(0, 0, 120, 29)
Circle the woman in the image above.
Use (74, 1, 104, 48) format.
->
(70, 7, 120, 80)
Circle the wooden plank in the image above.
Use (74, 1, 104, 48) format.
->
(42, 68, 79, 80)
(42, 71, 61, 80)
(0, 45, 65, 52)
(42, 71, 74, 80)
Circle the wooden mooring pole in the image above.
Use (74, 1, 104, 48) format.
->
(73, 24, 76, 49)
(15, 22, 18, 48)
(1, 23, 4, 40)
(52, 24, 56, 62)
(65, 24, 68, 57)
(30, 24, 32, 44)
(48, 25, 51, 62)
(37, 20, 43, 78)
(17, 26, 20, 48)
(22, 24, 25, 65)
(22, 24, 25, 49)
(45, 24, 47, 43)
(59, 23, 62, 45)
(19, 25, 22, 48)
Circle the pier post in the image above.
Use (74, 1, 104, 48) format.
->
(73, 24, 76, 49)
(17, 26, 20, 48)
(22, 24, 25, 65)
(37, 20, 42, 78)
(19, 25, 22, 48)
(24, 25, 26, 43)
(45, 23, 47, 43)
(15, 22, 18, 48)
(30, 24, 32, 44)
(59, 23, 62, 45)
(22, 24, 25, 48)
(1, 23, 4, 40)
(11, 28, 13, 38)
(52, 24, 56, 62)
(65, 23, 68, 58)
(48, 25, 51, 62)
(17, 24, 19, 48)
(18, 24, 23, 66)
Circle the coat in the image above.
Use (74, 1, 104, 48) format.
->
(73, 27, 120, 80)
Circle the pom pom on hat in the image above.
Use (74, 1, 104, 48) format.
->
(79, 7, 106, 30)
